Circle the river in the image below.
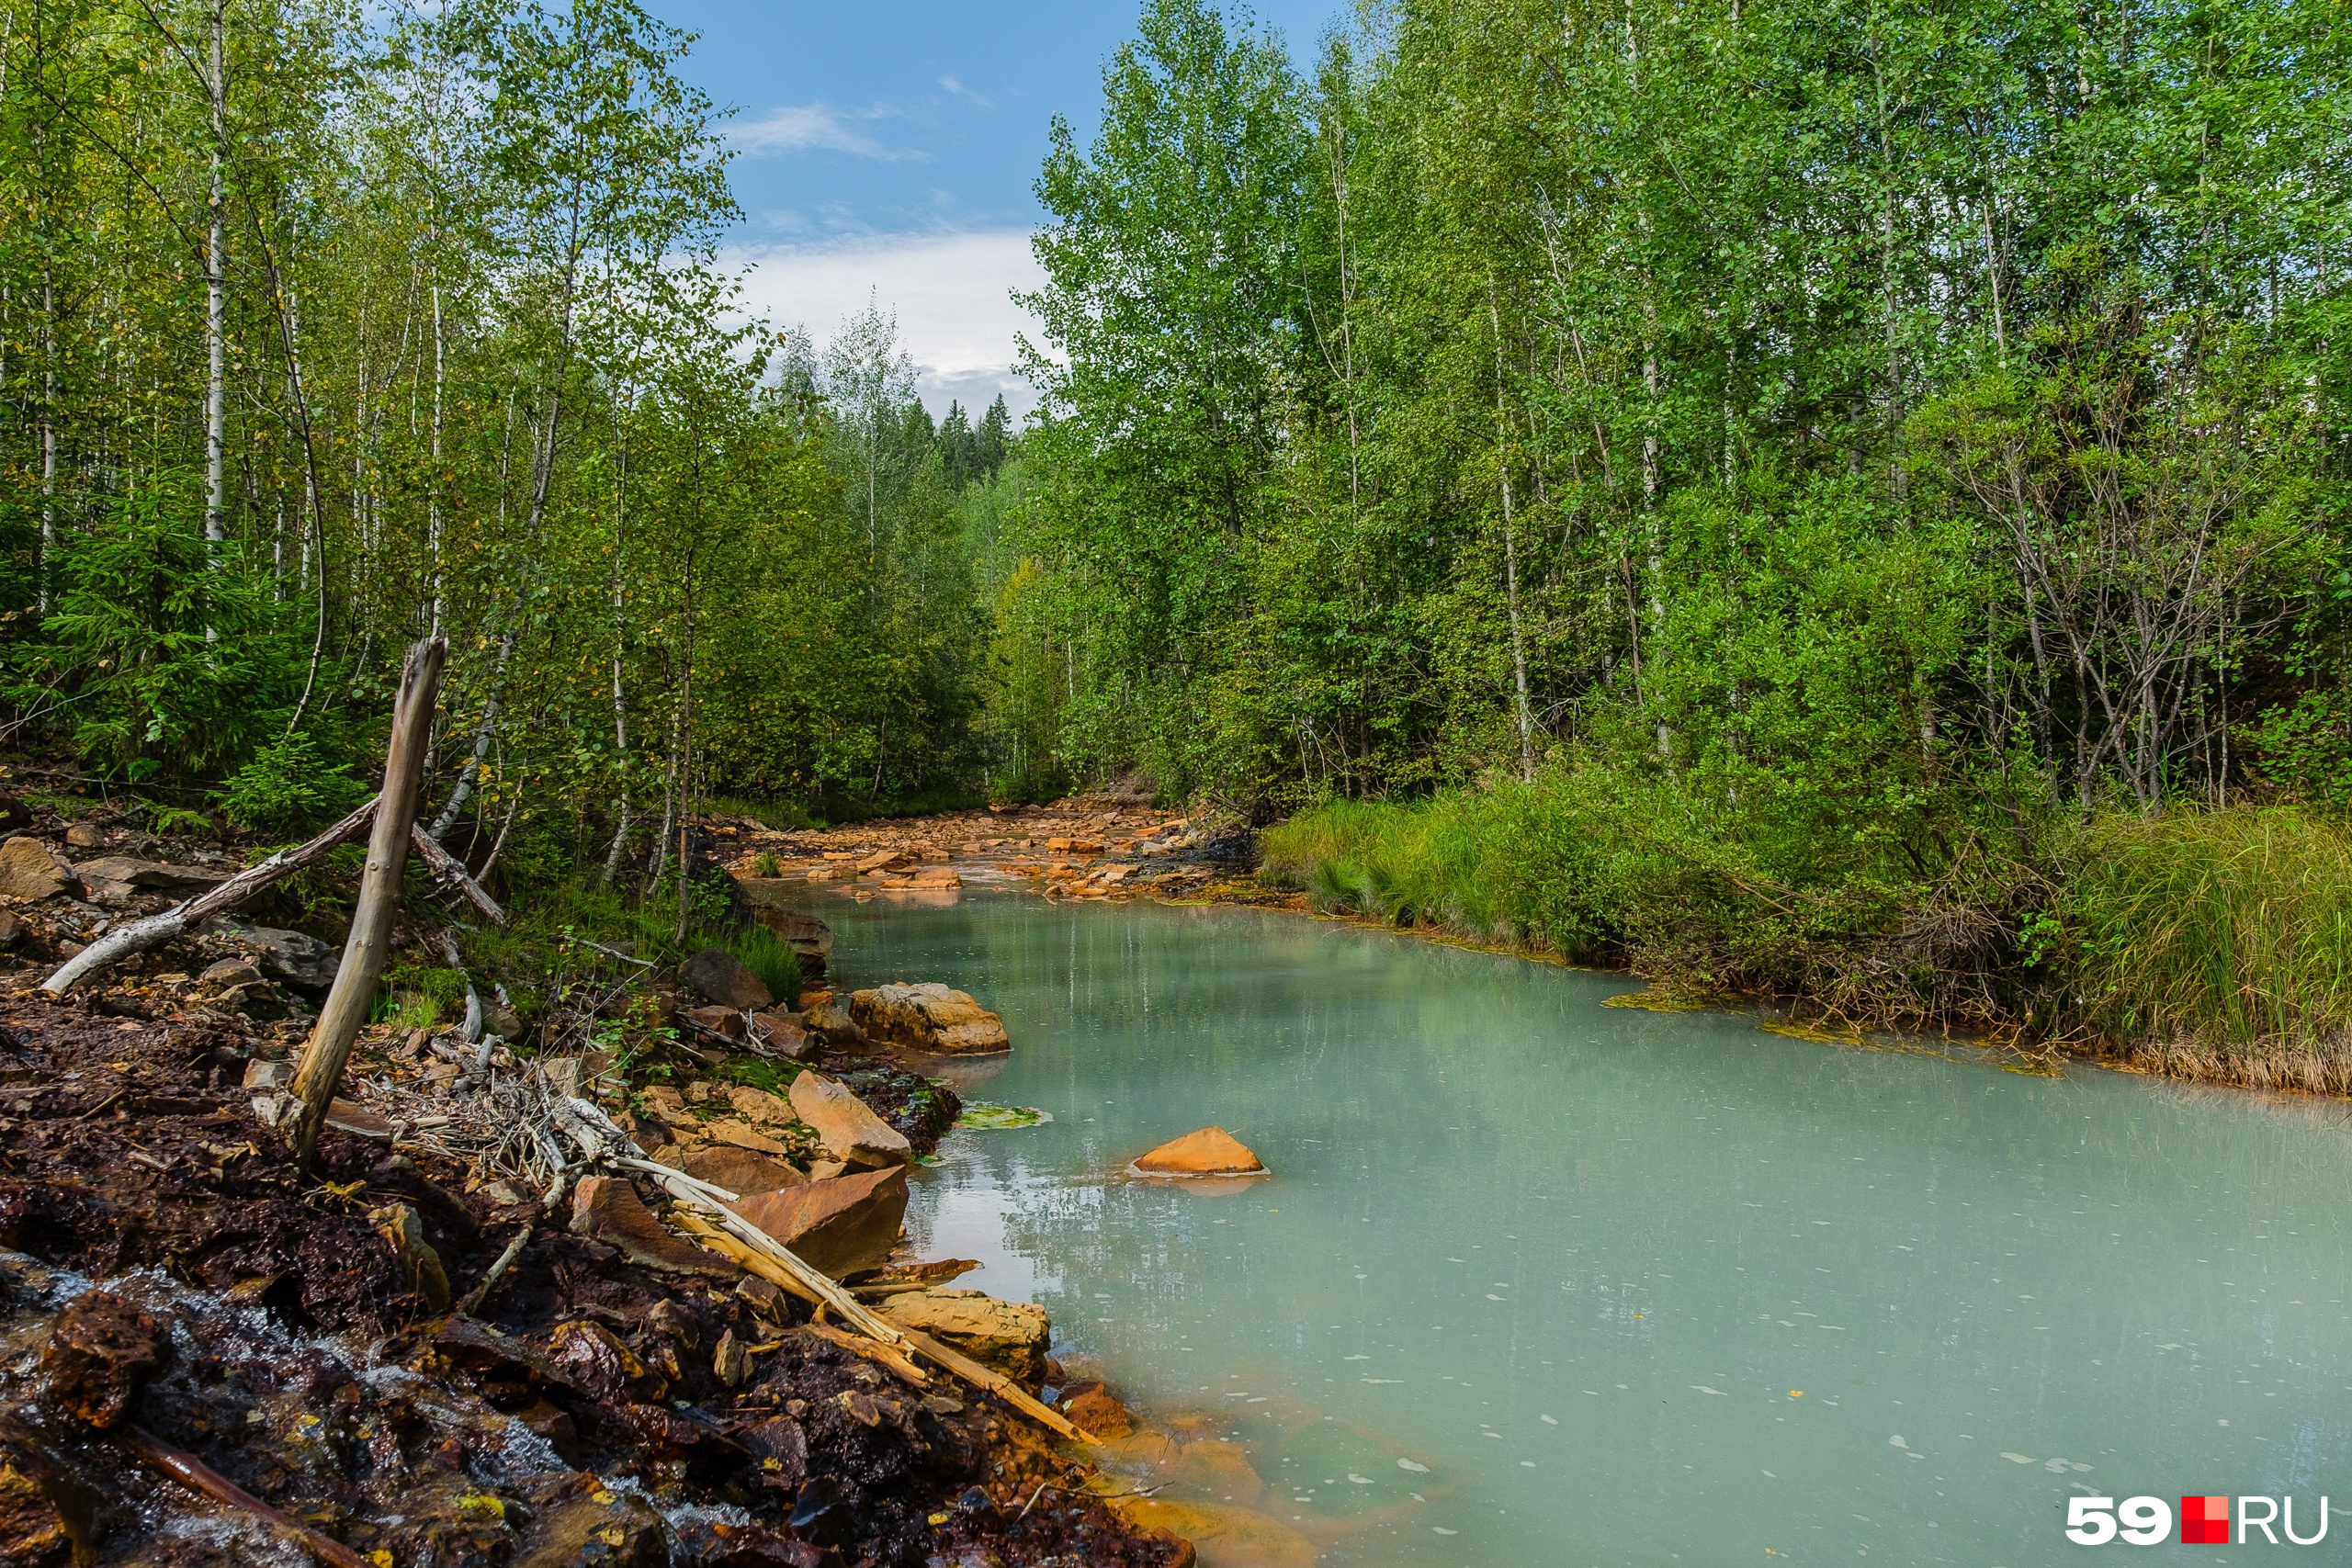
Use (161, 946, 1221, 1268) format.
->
(811, 887, 2352, 1566)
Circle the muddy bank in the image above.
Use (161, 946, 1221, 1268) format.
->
(0, 998, 1191, 1568)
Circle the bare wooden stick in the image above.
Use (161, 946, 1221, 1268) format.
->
(289, 637, 446, 1165)
(40, 795, 379, 994)
(410, 822, 507, 924)
(122, 1425, 374, 1568)
(891, 1324, 1092, 1444)
(457, 1223, 534, 1316)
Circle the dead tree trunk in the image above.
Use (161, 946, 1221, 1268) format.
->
(288, 637, 446, 1165)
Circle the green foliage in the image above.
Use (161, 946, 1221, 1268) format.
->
(217, 730, 367, 835)
(2061, 808, 2352, 1055)
(15, 475, 288, 783)
(724, 921, 802, 1010)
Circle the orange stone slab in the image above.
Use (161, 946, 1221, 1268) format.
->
(1130, 1126, 1267, 1178)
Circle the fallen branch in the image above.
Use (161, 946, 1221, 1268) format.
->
(290, 637, 447, 1165)
(411, 823, 507, 924)
(550, 1098, 1093, 1443)
(564, 934, 654, 968)
(122, 1425, 373, 1568)
(892, 1324, 1091, 1445)
(458, 1223, 535, 1316)
(40, 795, 379, 994)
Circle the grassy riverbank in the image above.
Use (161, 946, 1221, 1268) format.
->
(1259, 772, 2352, 1093)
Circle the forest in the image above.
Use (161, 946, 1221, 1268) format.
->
(1, 0, 2347, 1071)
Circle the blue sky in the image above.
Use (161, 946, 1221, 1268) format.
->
(650, 0, 1348, 413)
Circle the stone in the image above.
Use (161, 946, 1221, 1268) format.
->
(803, 998, 863, 1045)
(706, 1120, 794, 1157)
(1058, 1381, 1138, 1439)
(62, 822, 104, 848)
(41, 1290, 169, 1428)
(0, 910, 16, 947)
(905, 866, 963, 889)
(677, 1144, 807, 1198)
(872, 1288, 1051, 1392)
(242, 1058, 294, 1090)
(1132, 1126, 1268, 1178)
(1046, 837, 1103, 854)
(854, 849, 910, 874)
(713, 1329, 753, 1387)
(569, 1176, 740, 1278)
(0, 1465, 72, 1568)
(786, 1071, 911, 1168)
(201, 957, 264, 987)
(730, 1165, 909, 1277)
(370, 1201, 453, 1310)
(684, 1003, 746, 1039)
(727, 1083, 795, 1126)
(0, 838, 69, 901)
(735, 899, 834, 969)
(72, 855, 231, 903)
(680, 947, 772, 1010)
(637, 1084, 687, 1122)
(849, 982, 1010, 1055)
(216, 921, 340, 987)
(750, 1010, 811, 1058)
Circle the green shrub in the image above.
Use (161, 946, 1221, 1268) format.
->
(217, 729, 368, 834)
(752, 849, 783, 877)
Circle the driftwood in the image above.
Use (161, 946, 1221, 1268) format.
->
(411, 822, 506, 924)
(40, 795, 379, 995)
(289, 637, 446, 1164)
(123, 1425, 374, 1568)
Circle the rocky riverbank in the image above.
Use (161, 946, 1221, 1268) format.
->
(0, 791, 1196, 1568)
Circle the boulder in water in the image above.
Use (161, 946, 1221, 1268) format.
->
(1131, 1126, 1267, 1178)
(850, 981, 1009, 1055)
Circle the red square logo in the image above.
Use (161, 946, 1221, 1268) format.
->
(2181, 1495, 2229, 1544)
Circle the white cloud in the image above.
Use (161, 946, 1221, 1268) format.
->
(734, 104, 914, 161)
(725, 231, 1050, 419)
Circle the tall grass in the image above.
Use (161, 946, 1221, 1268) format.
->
(726, 921, 803, 1010)
(2064, 807, 2352, 1089)
(1264, 776, 2352, 1089)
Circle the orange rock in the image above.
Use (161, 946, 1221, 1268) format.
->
(730, 1165, 909, 1276)
(1131, 1126, 1267, 1177)
(1057, 1381, 1138, 1440)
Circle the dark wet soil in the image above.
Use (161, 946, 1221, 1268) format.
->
(0, 1000, 1191, 1568)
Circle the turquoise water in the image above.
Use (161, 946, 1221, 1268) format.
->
(815, 889, 2352, 1566)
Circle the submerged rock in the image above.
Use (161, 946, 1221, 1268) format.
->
(1131, 1126, 1268, 1178)
(730, 1164, 909, 1277)
(873, 1288, 1051, 1392)
(787, 1071, 912, 1168)
(850, 981, 1010, 1055)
